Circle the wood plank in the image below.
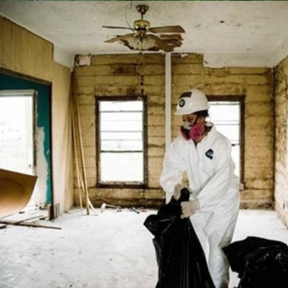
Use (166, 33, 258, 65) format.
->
(0, 220, 61, 230)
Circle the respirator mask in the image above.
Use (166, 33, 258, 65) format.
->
(180, 116, 205, 141)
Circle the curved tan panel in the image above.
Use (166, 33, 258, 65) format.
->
(0, 169, 37, 219)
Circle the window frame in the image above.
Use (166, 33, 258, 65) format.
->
(207, 95, 245, 184)
(0, 89, 37, 175)
(95, 95, 148, 189)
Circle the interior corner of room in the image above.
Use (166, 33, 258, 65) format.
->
(0, 2, 288, 287)
(0, 0, 287, 225)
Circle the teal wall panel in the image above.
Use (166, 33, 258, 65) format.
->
(0, 72, 52, 204)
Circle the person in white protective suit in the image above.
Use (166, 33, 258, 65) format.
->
(159, 88, 240, 288)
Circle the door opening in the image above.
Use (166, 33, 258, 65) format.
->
(0, 89, 36, 206)
(0, 71, 53, 218)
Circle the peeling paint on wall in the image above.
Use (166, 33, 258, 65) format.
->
(0, 72, 52, 207)
(34, 127, 48, 206)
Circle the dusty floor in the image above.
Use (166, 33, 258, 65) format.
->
(0, 207, 288, 288)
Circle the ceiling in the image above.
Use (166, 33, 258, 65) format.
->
(0, 1, 288, 68)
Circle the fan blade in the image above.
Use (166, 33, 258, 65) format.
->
(150, 25, 185, 34)
(148, 34, 174, 52)
(103, 25, 133, 31)
(160, 34, 183, 48)
(105, 33, 135, 43)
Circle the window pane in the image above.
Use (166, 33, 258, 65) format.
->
(0, 96, 34, 174)
(215, 124, 239, 143)
(100, 101, 143, 112)
(101, 132, 143, 141)
(101, 139, 143, 151)
(101, 111, 142, 121)
(100, 152, 143, 181)
(101, 112, 142, 131)
(209, 101, 240, 177)
(209, 102, 239, 122)
(98, 99, 145, 184)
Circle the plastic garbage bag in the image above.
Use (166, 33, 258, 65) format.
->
(144, 189, 215, 288)
(223, 236, 288, 288)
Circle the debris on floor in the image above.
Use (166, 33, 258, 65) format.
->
(0, 168, 37, 219)
(0, 218, 61, 230)
(0, 169, 62, 230)
(99, 203, 148, 214)
(129, 207, 140, 214)
(144, 188, 215, 288)
(100, 202, 122, 213)
(0, 206, 60, 230)
(0, 209, 287, 288)
(223, 236, 288, 288)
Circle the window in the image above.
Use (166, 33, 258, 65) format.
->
(0, 90, 35, 175)
(208, 98, 244, 182)
(96, 96, 147, 187)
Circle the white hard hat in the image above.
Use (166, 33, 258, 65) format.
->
(174, 89, 209, 116)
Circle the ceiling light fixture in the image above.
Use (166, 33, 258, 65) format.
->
(120, 35, 156, 51)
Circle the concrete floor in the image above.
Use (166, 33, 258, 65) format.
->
(0, 208, 288, 288)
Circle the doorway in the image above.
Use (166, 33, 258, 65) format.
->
(0, 90, 35, 175)
(0, 90, 36, 207)
(0, 71, 53, 210)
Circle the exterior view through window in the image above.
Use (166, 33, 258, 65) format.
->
(208, 101, 241, 179)
(97, 97, 146, 186)
(97, 98, 241, 185)
(0, 90, 35, 175)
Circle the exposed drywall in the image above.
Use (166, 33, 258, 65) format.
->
(34, 127, 48, 205)
(0, 16, 73, 216)
(73, 53, 274, 209)
(274, 55, 288, 227)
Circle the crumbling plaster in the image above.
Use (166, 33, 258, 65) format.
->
(73, 53, 275, 211)
(1, 14, 288, 226)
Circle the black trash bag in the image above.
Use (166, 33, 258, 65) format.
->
(223, 236, 288, 288)
(144, 189, 215, 288)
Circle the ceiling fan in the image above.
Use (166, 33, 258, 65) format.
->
(103, 5, 185, 53)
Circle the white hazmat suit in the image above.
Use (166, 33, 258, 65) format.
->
(160, 124, 240, 288)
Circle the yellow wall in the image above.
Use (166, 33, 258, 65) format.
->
(74, 53, 274, 209)
(172, 54, 274, 209)
(2, 15, 287, 225)
(274, 55, 288, 226)
(74, 54, 166, 207)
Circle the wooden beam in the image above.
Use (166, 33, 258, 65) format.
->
(0, 219, 61, 230)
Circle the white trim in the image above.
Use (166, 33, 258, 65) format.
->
(0, 89, 35, 97)
(53, 45, 74, 69)
(270, 35, 288, 68)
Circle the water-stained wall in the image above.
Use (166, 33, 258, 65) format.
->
(274, 55, 288, 227)
(2, 15, 287, 225)
(73, 53, 274, 209)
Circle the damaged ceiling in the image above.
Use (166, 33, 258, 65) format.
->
(0, 1, 288, 68)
